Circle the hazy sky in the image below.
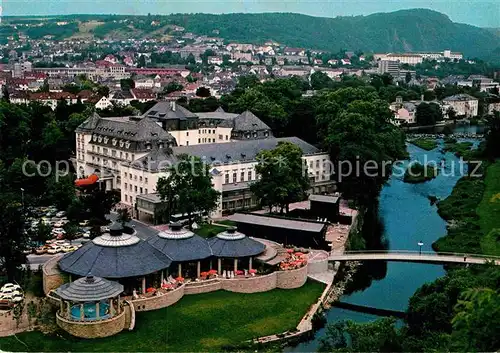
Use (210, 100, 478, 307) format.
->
(4, 0, 500, 28)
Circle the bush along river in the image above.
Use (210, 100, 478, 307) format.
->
(286, 136, 475, 352)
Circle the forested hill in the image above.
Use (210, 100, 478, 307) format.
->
(172, 9, 498, 58)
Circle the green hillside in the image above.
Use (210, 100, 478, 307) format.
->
(6, 9, 500, 59)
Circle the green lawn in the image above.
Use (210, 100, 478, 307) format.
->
(477, 162, 500, 255)
(443, 141, 474, 158)
(193, 224, 227, 238)
(409, 138, 438, 151)
(0, 281, 325, 352)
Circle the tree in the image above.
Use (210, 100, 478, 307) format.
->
(137, 55, 146, 68)
(27, 301, 37, 330)
(319, 318, 403, 352)
(415, 102, 443, 126)
(156, 155, 220, 227)
(117, 208, 131, 226)
(310, 71, 333, 90)
(96, 85, 110, 98)
(45, 174, 76, 212)
(446, 107, 457, 121)
(0, 196, 28, 281)
(251, 142, 310, 214)
(120, 78, 135, 91)
(196, 86, 211, 98)
(451, 288, 500, 352)
(164, 81, 184, 94)
(33, 221, 52, 244)
(405, 71, 412, 84)
(485, 111, 500, 159)
(63, 223, 79, 244)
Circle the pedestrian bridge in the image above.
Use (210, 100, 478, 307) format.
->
(328, 250, 500, 265)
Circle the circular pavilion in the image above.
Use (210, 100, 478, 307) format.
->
(54, 275, 126, 338)
(147, 223, 213, 278)
(58, 223, 171, 294)
(208, 227, 266, 275)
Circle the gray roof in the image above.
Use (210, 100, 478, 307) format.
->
(58, 240, 172, 278)
(79, 114, 176, 152)
(443, 94, 478, 102)
(127, 137, 321, 171)
(143, 101, 198, 121)
(172, 137, 321, 164)
(147, 234, 213, 262)
(229, 213, 326, 233)
(232, 111, 271, 131)
(55, 275, 123, 302)
(208, 228, 266, 258)
(309, 194, 340, 204)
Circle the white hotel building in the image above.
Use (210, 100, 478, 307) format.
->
(76, 102, 335, 220)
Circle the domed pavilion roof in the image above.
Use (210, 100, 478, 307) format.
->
(208, 227, 266, 258)
(58, 223, 172, 278)
(147, 223, 212, 262)
(55, 275, 123, 302)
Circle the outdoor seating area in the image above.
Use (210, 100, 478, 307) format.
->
(279, 249, 309, 271)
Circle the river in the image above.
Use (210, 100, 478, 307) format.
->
(286, 127, 480, 352)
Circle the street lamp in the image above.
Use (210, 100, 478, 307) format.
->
(20, 188, 25, 210)
(418, 240, 424, 255)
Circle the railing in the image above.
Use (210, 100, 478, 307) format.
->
(338, 250, 500, 260)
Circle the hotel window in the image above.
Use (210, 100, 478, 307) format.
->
(140, 187, 143, 194)
(212, 138, 215, 143)
(125, 153, 129, 160)
(198, 138, 201, 143)
(125, 195, 128, 202)
(120, 151, 123, 158)
(213, 129, 216, 134)
(134, 175, 137, 181)
(316, 160, 320, 168)
(97, 146, 100, 153)
(186, 141, 189, 146)
(103, 148, 108, 155)
(145, 177, 148, 183)
(315, 171, 319, 180)
(129, 173, 132, 179)
(232, 172, 237, 183)
(186, 131, 189, 136)
(129, 184, 132, 191)
(225, 174, 229, 184)
(248, 170, 252, 180)
(219, 134, 223, 140)
(139, 176, 142, 182)
(241, 171, 245, 181)
(225, 135, 229, 140)
(92, 145, 95, 152)
(309, 161, 313, 168)
(145, 188, 148, 194)
(112, 150, 116, 157)
(134, 186, 137, 192)
(125, 183, 128, 189)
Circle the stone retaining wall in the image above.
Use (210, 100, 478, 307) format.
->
(221, 272, 278, 293)
(56, 309, 126, 338)
(184, 280, 222, 295)
(276, 265, 308, 289)
(132, 285, 185, 312)
(42, 255, 65, 295)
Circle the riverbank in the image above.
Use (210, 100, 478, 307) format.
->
(434, 161, 500, 256)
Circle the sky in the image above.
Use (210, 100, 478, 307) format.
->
(3, 0, 500, 28)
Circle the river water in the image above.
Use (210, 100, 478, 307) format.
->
(286, 126, 481, 352)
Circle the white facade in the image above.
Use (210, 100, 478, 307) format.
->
(442, 94, 479, 117)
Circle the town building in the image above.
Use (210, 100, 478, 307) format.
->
(75, 104, 335, 220)
(442, 94, 479, 117)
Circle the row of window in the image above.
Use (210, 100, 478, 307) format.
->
(124, 183, 148, 195)
(126, 173, 148, 184)
(224, 170, 254, 184)
(92, 135, 132, 149)
(91, 145, 135, 161)
(91, 156, 118, 170)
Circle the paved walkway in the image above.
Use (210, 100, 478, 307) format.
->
(329, 251, 500, 265)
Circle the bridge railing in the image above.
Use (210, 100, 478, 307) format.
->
(337, 250, 500, 260)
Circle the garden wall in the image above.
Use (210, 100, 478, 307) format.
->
(184, 280, 222, 295)
(276, 265, 308, 289)
(42, 255, 65, 295)
(56, 310, 126, 338)
(221, 272, 278, 293)
(132, 285, 185, 312)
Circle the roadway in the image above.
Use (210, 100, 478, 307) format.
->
(328, 251, 500, 266)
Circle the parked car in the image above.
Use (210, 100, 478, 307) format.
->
(79, 220, 90, 227)
(53, 221, 64, 228)
(62, 245, 77, 253)
(11, 293, 24, 303)
(35, 246, 48, 255)
(56, 211, 66, 218)
(47, 246, 62, 254)
(1, 283, 21, 292)
(52, 228, 65, 234)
